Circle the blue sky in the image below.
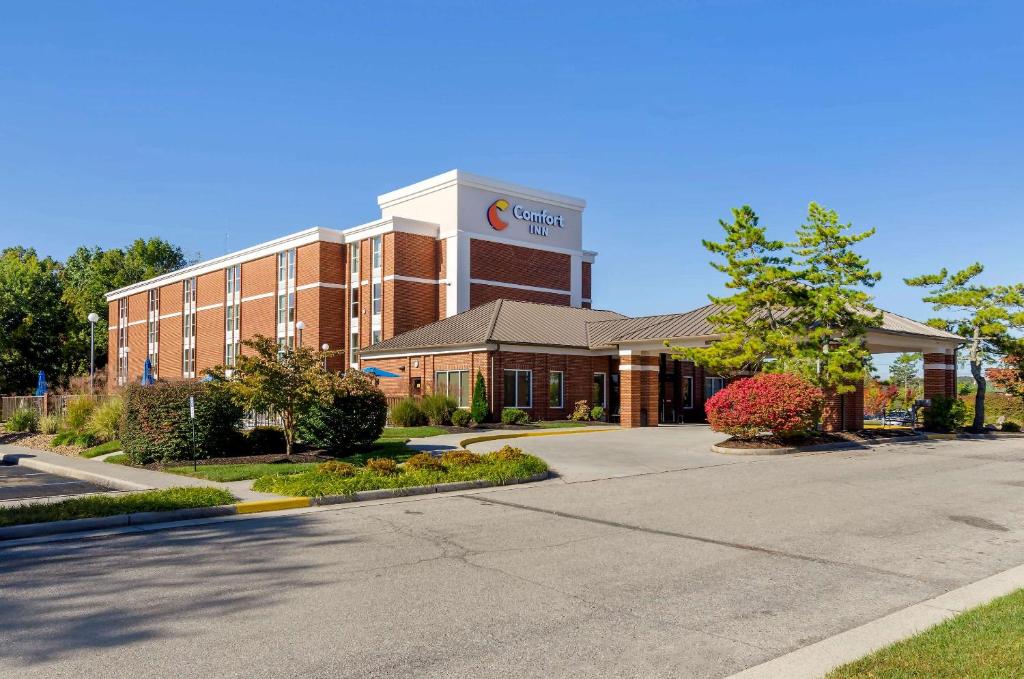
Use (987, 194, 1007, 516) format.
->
(2, 1, 1021, 372)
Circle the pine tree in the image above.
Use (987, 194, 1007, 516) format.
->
(470, 370, 489, 423)
(905, 264, 1024, 431)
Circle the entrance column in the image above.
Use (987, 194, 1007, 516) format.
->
(821, 381, 865, 432)
(619, 350, 659, 427)
(924, 349, 956, 400)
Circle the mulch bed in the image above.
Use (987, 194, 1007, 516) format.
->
(0, 430, 84, 457)
(717, 428, 920, 450)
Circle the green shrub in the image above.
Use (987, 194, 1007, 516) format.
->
(121, 381, 244, 465)
(471, 370, 489, 423)
(403, 452, 444, 471)
(365, 457, 398, 475)
(451, 409, 473, 427)
(488, 444, 526, 462)
(63, 396, 96, 434)
(962, 393, 1024, 426)
(590, 405, 605, 421)
(1002, 421, 1021, 432)
(297, 370, 387, 453)
(570, 400, 591, 422)
(501, 408, 530, 425)
(73, 432, 97, 448)
(246, 427, 287, 455)
(421, 393, 458, 425)
(390, 397, 426, 427)
(317, 460, 357, 476)
(52, 430, 75, 446)
(6, 408, 39, 433)
(87, 397, 123, 443)
(440, 450, 482, 467)
(923, 396, 967, 433)
(39, 414, 62, 434)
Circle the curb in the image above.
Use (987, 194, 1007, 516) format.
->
(0, 453, 153, 492)
(310, 471, 550, 506)
(459, 427, 619, 449)
(235, 497, 312, 514)
(0, 505, 237, 541)
(711, 433, 927, 456)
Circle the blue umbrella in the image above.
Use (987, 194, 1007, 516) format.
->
(363, 366, 400, 378)
(141, 358, 155, 385)
(34, 370, 47, 396)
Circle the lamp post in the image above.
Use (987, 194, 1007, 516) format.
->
(296, 320, 305, 348)
(87, 313, 99, 393)
(321, 343, 329, 370)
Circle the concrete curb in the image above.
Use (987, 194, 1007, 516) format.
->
(711, 433, 927, 456)
(1, 452, 153, 491)
(0, 505, 237, 541)
(459, 427, 619, 449)
(725, 563, 1024, 679)
(309, 471, 550, 506)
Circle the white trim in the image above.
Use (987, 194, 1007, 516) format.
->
(241, 292, 274, 303)
(924, 363, 955, 371)
(296, 281, 346, 292)
(620, 364, 660, 372)
(377, 169, 586, 212)
(383, 274, 445, 286)
(341, 216, 440, 243)
(360, 343, 494, 360)
(582, 298, 592, 303)
(469, 278, 571, 296)
(126, 319, 146, 327)
(498, 344, 617, 357)
(197, 302, 223, 312)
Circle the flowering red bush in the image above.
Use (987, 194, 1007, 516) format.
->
(705, 373, 824, 439)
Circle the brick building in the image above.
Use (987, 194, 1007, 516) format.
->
(106, 170, 962, 429)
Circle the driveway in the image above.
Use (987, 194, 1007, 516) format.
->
(0, 464, 109, 503)
(2, 434, 1024, 678)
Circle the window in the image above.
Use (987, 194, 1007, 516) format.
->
(277, 293, 287, 324)
(371, 235, 382, 269)
(277, 249, 295, 283)
(593, 373, 607, 408)
(288, 292, 295, 323)
(371, 329, 382, 345)
(225, 265, 241, 296)
(371, 282, 382, 315)
(435, 370, 470, 407)
(548, 371, 564, 408)
(288, 248, 296, 280)
(147, 288, 159, 375)
(503, 369, 532, 409)
(683, 376, 694, 409)
(117, 297, 129, 385)
(226, 341, 241, 367)
(349, 332, 359, 365)
(350, 242, 360, 276)
(182, 277, 197, 377)
(704, 377, 725, 400)
(350, 287, 359, 318)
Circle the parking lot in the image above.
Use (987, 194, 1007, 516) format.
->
(0, 464, 109, 503)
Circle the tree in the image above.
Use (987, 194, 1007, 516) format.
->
(674, 203, 881, 395)
(988, 354, 1024, 400)
(905, 263, 1024, 431)
(671, 206, 799, 376)
(218, 335, 336, 455)
(0, 248, 71, 393)
(888, 352, 921, 390)
(471, 370, 489, 423)
(864, 380, 899, 419)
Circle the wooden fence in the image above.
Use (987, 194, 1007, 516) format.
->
(1, 394, 112, 422)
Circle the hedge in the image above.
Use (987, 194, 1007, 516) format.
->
(121, 381, 243, 464)
(706, 373, 824, 439)
(297, 370, 387, 454)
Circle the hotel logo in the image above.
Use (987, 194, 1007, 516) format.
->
(487, 199, 509, 231)
(487, 198, 565, 237)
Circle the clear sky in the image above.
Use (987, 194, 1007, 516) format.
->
(2, 2, 1021, 373)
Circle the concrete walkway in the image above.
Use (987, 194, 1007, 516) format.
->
(0, 444, 280, 502)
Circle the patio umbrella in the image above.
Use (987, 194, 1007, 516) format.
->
(34, 370, 47, 396)
(363, 366, 400, 378)
(141, 358, 155, 385)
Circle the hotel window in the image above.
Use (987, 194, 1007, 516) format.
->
(287, 292, 295, 322)
(349, 331, 359, 366)
(224, 266, 241, 368)
(276, 293, 287, 324)
(225, 264, 241, 297)
(548, 371, 564, 409)
(117, 297, 129, 385)
(503, 369, 532, 409)
(147, 288, 159, 376)
(182, 277, 197, 377)
(435, 370, 470, 407)
(371, 329, 382, 345)
(350, 288, 359, 318)
(592, 373, 607, 408)
(683, 376, 694, 409)
(371, 235, 382, 269)
(350, 242, 360, 276)
(704, 377, 725, 400)
(371, 282, 382, 315)
(278, 249, 295, 284)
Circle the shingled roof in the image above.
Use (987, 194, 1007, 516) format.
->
(362, 299, 961, 355)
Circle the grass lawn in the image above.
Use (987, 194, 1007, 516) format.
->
(0, 487, 236, 527)
(534, 420, 596, 429)
(826, 588, 1024, 678)
(252, 449, 547, 497)
(80, 440, 122, 458)
(104, 453, 130, 465)
(381, 425, 447, 439)
(167, 462, 319, 482)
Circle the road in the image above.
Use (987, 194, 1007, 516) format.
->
(2, 434, 1023, 678)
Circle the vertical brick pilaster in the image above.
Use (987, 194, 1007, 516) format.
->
(620, 354, 659, 428)
(924, 352, 955, 400)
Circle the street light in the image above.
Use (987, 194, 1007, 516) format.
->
(87, 312, 99, 393)
(296, 320, 305, 348)
(321, 343, 329, 370)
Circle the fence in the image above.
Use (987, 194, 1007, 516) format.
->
(1, 394, 113, 422)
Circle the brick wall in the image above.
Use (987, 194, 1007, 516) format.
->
(822, 382, 865, 432)
(582, 261, 592, 305)
(437, 240, 448, 317)
(195, 271, 224, 373)
(240, 254, 276, 348)
(470, 283, 570, 307)
(470, 239, 571, 291)
(620, 354, 659, 427)
(159, 282, 183, 380)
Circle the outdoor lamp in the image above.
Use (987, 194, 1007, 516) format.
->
(87, 312, 100, 393)
(296, 320, 305, 347)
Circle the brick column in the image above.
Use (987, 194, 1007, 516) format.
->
(821, 382, 865, 432)
(924, 351, 956, 400)
(619, 352, 659, 428)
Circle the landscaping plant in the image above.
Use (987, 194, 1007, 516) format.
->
(501, 408, 530, 425)
(470, 370, 489, 423)
(87, 396, 122, 443)
(6, 407, 39, 433)
(38, 414, 62, 434)
(403, 452, 444, 472)
(297, 369, 388, 453)
(590, 405, 605, 421)
(922, 395, 967, 433)
(120, 381, 243, 464)
(245, 426, 287, 454)
(570, 400, 591, 422)
(62, 395, 96, 434)
(390, 397, 426, 427)
(705, 372, 824, 439)
(451, 409, 473, 427)
(420, 393, 458, 425)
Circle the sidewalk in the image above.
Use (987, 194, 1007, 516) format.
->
(0, 444, 280, 503)
(406, 425, 617, 453)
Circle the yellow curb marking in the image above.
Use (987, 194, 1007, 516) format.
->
(234, 497, 311, 514)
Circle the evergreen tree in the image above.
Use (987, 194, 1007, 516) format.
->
(888, 353, 921, 390)
(471, 370, 489, 423)
(905, 263, 1024, 431)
